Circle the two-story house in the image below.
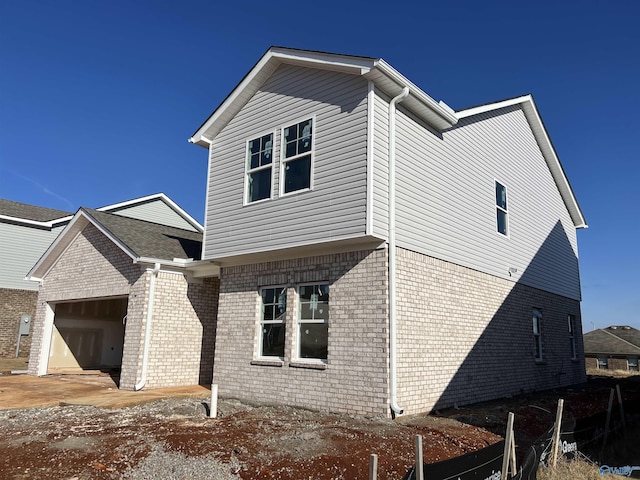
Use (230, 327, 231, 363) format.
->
(188, 47, 587, 417)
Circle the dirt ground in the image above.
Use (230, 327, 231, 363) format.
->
(1, 360, 639, 480)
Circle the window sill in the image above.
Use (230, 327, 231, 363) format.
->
(289, 360, 327, 370)
(250, 359, 284, 367)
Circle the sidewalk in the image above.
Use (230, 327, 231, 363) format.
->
(0, 373, 210, 410)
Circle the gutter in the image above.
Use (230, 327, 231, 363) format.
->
(134, 262, 161, 391)
(388, 86, 410, 416)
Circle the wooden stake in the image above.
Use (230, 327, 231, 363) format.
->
(551, 399, 564, 469)
(415, 435, 424, 480)
(502, 412, 515, 479)
(510, 432, 517, 474)
(603, 388, 615, 446)
(369, 454, 378, 480)
(616, 384, 626, 429)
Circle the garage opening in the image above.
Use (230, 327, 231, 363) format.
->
(48, 297, 127, 378)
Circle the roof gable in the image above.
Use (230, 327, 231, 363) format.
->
(189, 46, 458, 147)
(456, 96, 587, 229)
(27, 209, 203, 281)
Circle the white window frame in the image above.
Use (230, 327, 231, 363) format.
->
(533, 308, 543, 361)
(628, 357, 639, 372)
(257, 286, 287, 359)
(568, 314, 577, 360)
(295, 282, 329, 363)
(244, 130, 276, 205)
(495, 180, 509, 237)
(279, 116, 315, 197)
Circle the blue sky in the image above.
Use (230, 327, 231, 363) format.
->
(1, 1, 638, 330)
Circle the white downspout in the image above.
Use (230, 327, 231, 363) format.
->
(389, 86, 409, 416)
(134, 262, 161, 391)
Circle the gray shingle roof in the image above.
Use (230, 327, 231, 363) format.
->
(82, 208, 202, 261)
(583, 326, 640, 356)
(0, 198, 72, 222)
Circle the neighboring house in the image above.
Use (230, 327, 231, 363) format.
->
(25, 206, 218, 389)
(0, 193, 201, 359)
(583, 326, 640, 372)
(187, 47, 588, 417)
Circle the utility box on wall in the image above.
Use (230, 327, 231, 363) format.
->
(19, 314, 31, 336)
(15, 314, 32, 357)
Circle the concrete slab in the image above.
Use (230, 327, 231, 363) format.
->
(0, 374, 210, 410)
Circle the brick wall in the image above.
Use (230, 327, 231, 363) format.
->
(213, 248, 390, 417)
(396, 247, 586, 415)
(142, 273, 219, 389)
(0, 288, 37, 357)
(27, 223, 217, 391)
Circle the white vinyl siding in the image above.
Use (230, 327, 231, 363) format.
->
(204, 64, 369, 259)
(384, 103, 580, 301)
(107, 199, 200, 232)
(0, 222, 65, 291)
(372, 91, 390, 240)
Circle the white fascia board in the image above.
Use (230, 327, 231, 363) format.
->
(25, 213, 90, 279)
(372, 60, 458, 129)
(189, 48, 377, 146)
(97, 193, 203, 232)
(0, 214, 73, 229)
(135, 256, 192, 268)
(456, 95, 587, 229)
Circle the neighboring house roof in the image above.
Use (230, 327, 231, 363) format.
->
(583, 326, 640, 356)
(0, 198, 72, 227)
(188, 46, 586, 230)
(27, 209, 203, 281)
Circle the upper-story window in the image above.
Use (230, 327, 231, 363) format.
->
(495, 181, 509, 236)
(568, 314, 577, 360)
(246, 133, 274, 203)
(282, 118, 313, 195)
(533, 308, 543, 361)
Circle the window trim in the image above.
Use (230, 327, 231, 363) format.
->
(533, 308, 543, 361)
(244, 130, 276, 206)
(279, 116, 315, 198)
(495, 180, 510, 237)
(568, 314, 577, 360)
(598, 356, 609, 370)
(294, 282, 329, 364)
(256, 285, 287, 360)
(628, 357, 639, 372)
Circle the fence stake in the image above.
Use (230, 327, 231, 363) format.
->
(415, 435, 424, 480)
(209, 384, 218, 419)
(510, 431, 517, 474)
(369, 454, 378, 480)
(616, 384, 626, 429)
(603, 388, 615, 446)
(501, 412, 515, 479)
(551, 399, 564, 468)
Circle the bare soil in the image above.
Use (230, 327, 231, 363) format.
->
(1, 364, 638, 480)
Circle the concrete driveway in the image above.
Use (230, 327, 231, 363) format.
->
(0, 373, 210, 410)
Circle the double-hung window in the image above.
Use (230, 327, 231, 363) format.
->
(533, 308, 543, 361)
(297, 283, 329, 361)
(495, 181, 509, 236)
(628, 358, 639, 372)
(246, 133, 274, 203)
(282, 119, 313, 195)
(568, 314, 577, 360)
(259, 287, 286, 357)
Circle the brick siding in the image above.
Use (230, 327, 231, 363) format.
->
(395, 247, 586, 414)
(213, 248, 390, 417)
(0, 288, 37, 358)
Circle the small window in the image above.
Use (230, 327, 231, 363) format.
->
(246, 133, 273, 203)
(568, 315, 577, 360)
(495, 181, 509, 236)
(282, 119, 313, 195)
(598, 357, 609, 369)
(628, 358, 639, 372)
(297, 283, 329, 360)
(259, 287, 286, 357)
(533, 308, 543, 361)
